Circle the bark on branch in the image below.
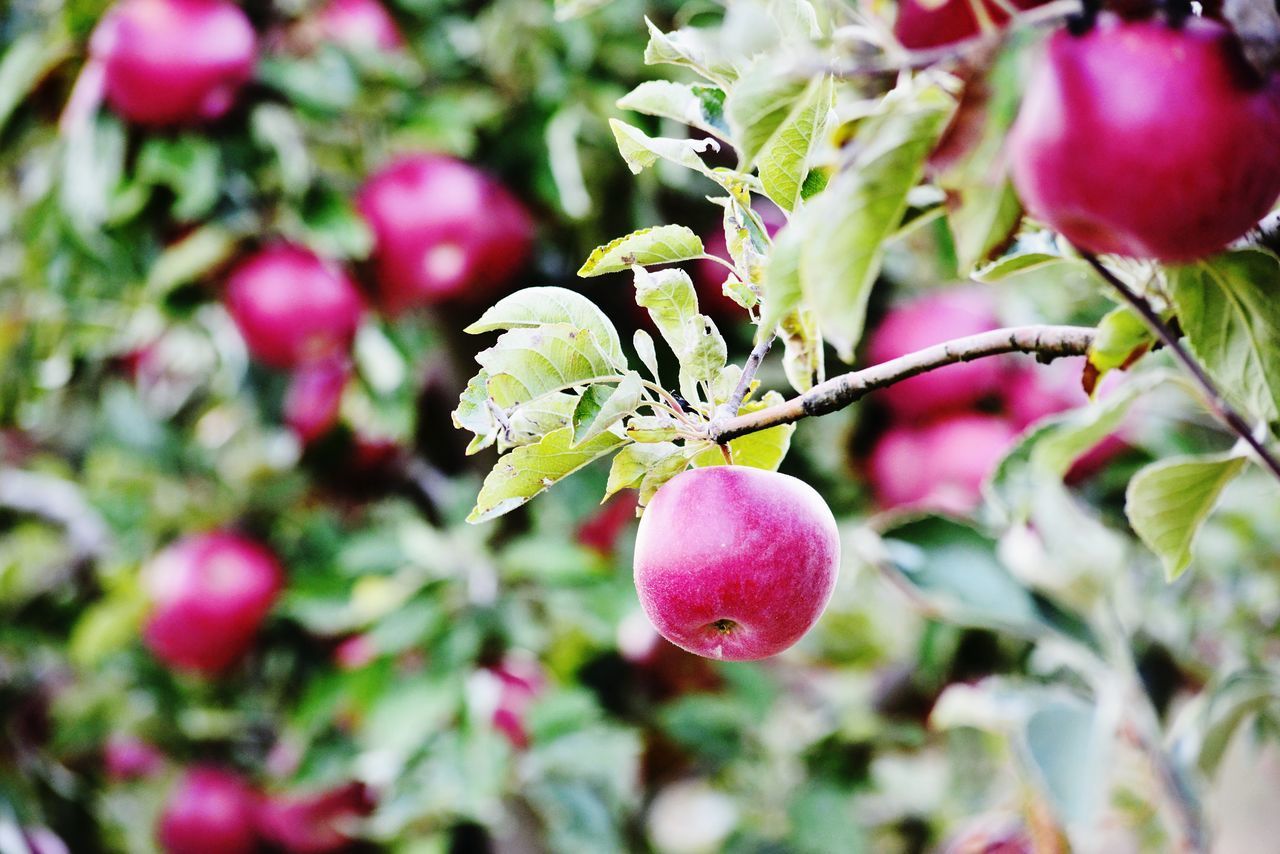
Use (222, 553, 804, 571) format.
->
(709, 324, 1096, 443)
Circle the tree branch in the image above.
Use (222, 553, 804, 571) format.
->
(1080, 252, 1280, 484)
(719, 335, 775, 426)
(709, 324, 1095, 443)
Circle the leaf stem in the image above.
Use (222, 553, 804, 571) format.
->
(1080, 252, 1280, 484)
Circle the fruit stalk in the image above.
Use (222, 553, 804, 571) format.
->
(709, 324, 1095, 442)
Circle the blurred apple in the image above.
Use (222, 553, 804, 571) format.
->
(257, 782, 374, 854)
(104, 734, 165, 782)
(315, 0, 404, 51)
(157, 766, 260, 854)
(284, 357, 351, 443)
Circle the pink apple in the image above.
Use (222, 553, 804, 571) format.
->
(356, 154, 534, 312)
(488, 657, 545, 750)
(91, 0, 256, 126)
(867, 289, 1008, 421)
(633, 467, 840, 661)
(894, 0, 1044, 51)
(142, 532, 284, 675)
(104, 735, 165, 781)
(157, 766, 260, 854)
(868, 414, 1018, 513)
(333, 633, 377, 671)
(257, 782, 373, 854)
(315, 0, 404, 51)
(1009, 14, 1280, 261)
(225, 244, 364, 370)
(576, 492, 639, 556)
(284, 357, 350, 443)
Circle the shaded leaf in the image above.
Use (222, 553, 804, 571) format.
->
(572, 373, 643, 446)
(469, 428, 627, 523)
(466, 287, 624, 365)
(617, 81, 728, 137)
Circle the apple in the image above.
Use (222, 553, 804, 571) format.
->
(225, 244, 364, 371)
(142, 532, 284, 675)
(332, 633, 377, 671)
(866, 289, 1008, 421)
(284, 357, 350, 443)
(157, 766, 260, 854)
(1009, 14, 1280, 261)
(356, 154, 534, 312)
(633, 467, 840, 661)
(257, 782, 374, 854)
(104, 735, 165, 781)
(91, 0, 256, 126)
(315, 0, 404, 51)
(576, 492, 639, 556)
(867, 413, 1018, 512)
(894, 0, 1044, 51)
(488, 657, 544, 750)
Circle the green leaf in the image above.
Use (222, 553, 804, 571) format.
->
(1125, 451, 1247, 581)
(779, 309, 824, 393)
(638, 445, 700, 505)
(293, 188, 374, 260)
(577, 225, 705, 277)
(572, 373, 643, 446)
(554, 0, 614, 20)
(633, 329, 662, 384)
(251, 104, 312, 196)
(1171, 669, 1280, 776)
(693, 394, 794, 471)
(616, 81, 728, 137)
(609, 118, 721, 177)
(1088, 305, 1153, 377)
(725, 64, 808, 168)
(466, 286, 624, 365)
(1020, 700, 1105, 828)
(642, 18, 737, 87)
(758, 222, 804, 339)
(605, 441, 683, 497)
(469, 428, 626, 523)
(797, 85, 953, 359)
(946, 180, 1022, 274)
(60, 114, 126, 229)
(1167, 250, 1280, 422)
(476, 324, 622, 410)
(634, 267, 726, 403)
(135, 135, 222, 221)
(257, 48, 359, 114)
(146, 224, 238, 297)
(0, 31, 71, 135)
(972, 252, 1073, 282)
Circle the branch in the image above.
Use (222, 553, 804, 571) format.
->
(718, 335, 775, 426)
(709, 325, 1095, 443)
(1080, 252, 1280, 484)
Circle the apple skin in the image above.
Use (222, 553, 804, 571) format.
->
(91, 0, 256, 126)
(867, 290, 1007, 421)
(225, 244, 364, 371)
(356, 154, 534, 312)
(1009, 14, 1280, 262)
(257, 782, 374, 854)
(633, 467, 840, 661)
(142, 532, 284, 675)
(868, 413, 1018, 512)
(284, 357, 350, 443)
(894, 0, 1044, 51)
(315, 0, 404, 51)
(104, 735, 165, 782)
(157, 766, 260, 854)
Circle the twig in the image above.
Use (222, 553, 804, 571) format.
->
(710, 325, 1094, 443)
(1080, 252, 1280, 484)
(719, 335, 775, 424)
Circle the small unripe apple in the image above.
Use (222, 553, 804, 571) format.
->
(356, 154, 534, 312)
(91, 0, 256, 126)
(315, 0, 404, 50)
(284, 357, 350, 443)
(104, 735, 165, 781)
(257, 782, 374, 854)
(894, 0, 1044, 50)
(634, 467, 840, 661)
(157, 766, 260, 854)
(142, 532, 283, 675)
(868, 414, 1017, 512)
(1009, 14, 1280, 261)
(867, 290, 1007, 421)
(225, 244, 364, 370)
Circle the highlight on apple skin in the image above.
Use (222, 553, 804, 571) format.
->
(141, 532, 284, 675)
(1009, 13, 1280, 262)
(156, 766, 260, 854)
(633, 466, 840, 661)
(91, 0, 257, 126)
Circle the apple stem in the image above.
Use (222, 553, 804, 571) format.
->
(1080, 251, 1280, 485)
(709, 325, 1095, 443)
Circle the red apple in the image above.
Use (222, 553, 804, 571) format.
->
(633, 467, 840, 661)
(257, 782, 373, 854)
(91, 0, 256, 126)
(315, 0, 404, 51)
(142, 532, 284, 675)
(488, 657, 544, 750)
(1009, 14, 1280, 261)
(868, 413, 1018, 512)
(894, 0, 1044, 51)
(157, 766, 260, 854)
(225, 244, 364, 370)
(867, 289, 1008, 421)
(284, 357, 350, 443)
(104, 735, 165, 781)
(576, 492, 639, 556)
(356, 154, 534, 312)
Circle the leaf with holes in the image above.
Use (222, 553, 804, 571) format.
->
(578, 226, 705, 277)
(634, 267, 726, 404)
(477, 324, 622, 411)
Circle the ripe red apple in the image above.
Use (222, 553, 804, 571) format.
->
(284, 357, 350, 443)
(104, 734, 165, 781)
(356, 154, 534, 312)
(315, 0, 404, 51)
(225, 244, 364, 370)
(1009, 14, 1280, 261)
(157, 766, 260, 854)
(633, 467, 840, 661)
(91, 0, 257, 126)
(867, 413, 1017, 512)
(142, 532, 284, 675)
(867, 289, 1008, 421)
(894, 0, 1044, 50)
(257, 782, 374, 854)
(488, 658, 544, 750)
